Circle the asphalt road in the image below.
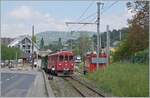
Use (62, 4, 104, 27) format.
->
(1, 72, 36, 97)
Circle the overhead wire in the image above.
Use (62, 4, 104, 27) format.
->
(68, 1, 96, 32)
(69, 1, 119, 33)
(101, 1, 119, 15)
(77, 1, 95, 21)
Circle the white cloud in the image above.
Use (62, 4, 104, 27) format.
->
(2, 5, 130, 38)
(10, 6, 33, 20)
(2, 6, 68, 37)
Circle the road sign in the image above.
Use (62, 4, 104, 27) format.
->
(92, 57, 107, 64)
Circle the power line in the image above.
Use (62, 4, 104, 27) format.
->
(101, 1, 118, 15)
(77, 1, 95, 21)
(74, 16, 97, 32)
(79, 12, 97, 22)
(72, 1, 118, 31)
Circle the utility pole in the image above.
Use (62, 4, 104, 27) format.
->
(70, 31, 74, 50)
(96, 2, 104, 70)
(65, 2, 104, 70)
(106, 25, 110, 66)
(32, 25, 34, 69)
(119, 31, 121, 41)
(16, 52, 17, 67)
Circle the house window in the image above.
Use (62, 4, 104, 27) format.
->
(27, 45, 30, 49)
(22, 45, 25, 49)
(28, 50, 30, 53)
(17, 45, 20, 48)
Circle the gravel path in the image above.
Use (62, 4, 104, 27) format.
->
(49, 76, 82, 97)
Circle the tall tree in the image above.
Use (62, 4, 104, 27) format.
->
(92, 34, 97, 51)
(32, 36, 36, 43)
(58, 37, 63, 50)
(40, 37, 44, 50)
(78, 34, 92, 58)
(127, 1, 149, 53)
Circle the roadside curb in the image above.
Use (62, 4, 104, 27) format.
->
(42, 70, 55, 97)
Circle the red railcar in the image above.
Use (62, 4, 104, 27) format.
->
(48, 51, 74, 75)
(85, 51, 107, 72)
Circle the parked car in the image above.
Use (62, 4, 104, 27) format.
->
(75, 56, 81, 63)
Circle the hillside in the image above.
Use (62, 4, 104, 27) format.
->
(36, 31, 96, 45)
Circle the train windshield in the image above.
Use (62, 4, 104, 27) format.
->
(65, 56, 68, 61)
(59, 55, 73, 61)
(59, 55, 64, 61)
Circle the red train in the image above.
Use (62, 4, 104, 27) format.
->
(47, 51, 75, 76)
(85, 51, 107, 72)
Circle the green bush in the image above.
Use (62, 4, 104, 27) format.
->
(112, 40, 131, 62)
(132, 48, 149, 64)
(1, 44, 22, 60)
(112, 39, 149, 64)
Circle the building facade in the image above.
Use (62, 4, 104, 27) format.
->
(8, 35, 39, 63)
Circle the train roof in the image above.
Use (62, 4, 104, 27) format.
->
(48, 51, 74, 56)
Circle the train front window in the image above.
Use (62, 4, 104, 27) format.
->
(69, 56, 73, 61)
(65, 56, 68, 61)
(59, 55, 63, 61)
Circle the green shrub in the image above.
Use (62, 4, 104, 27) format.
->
(132, 48, 149, 64)
(1, 44, 22, 60)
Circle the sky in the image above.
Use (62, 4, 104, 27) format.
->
(1, 0, 133, 38)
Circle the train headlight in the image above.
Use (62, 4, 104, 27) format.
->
(52, 67, 55, 71)
(59, 63, 61, 66)
(66, 68, 69, 70)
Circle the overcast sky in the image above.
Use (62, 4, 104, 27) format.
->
(1, 0, 133, 38)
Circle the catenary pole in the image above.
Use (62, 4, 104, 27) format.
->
(96, 2, 104, 70)
(106, 25, 110, 66)
(32, 25, 34, 69)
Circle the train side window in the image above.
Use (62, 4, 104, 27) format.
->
(59, 55, 63, 61)
(65, 56, 68, 61)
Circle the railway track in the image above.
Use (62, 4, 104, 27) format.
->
(63, 76, 105, 97)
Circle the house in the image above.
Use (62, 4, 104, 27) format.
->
(8, 35, 40, 62)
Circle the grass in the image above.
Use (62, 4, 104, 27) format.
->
(85, 62, 149, 97)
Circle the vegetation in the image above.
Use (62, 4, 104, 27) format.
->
(85, 62, 149, 96)
(113, 1, 149, 62)
(74, 34, 92, 58)
(32, 35, 36, 43)
(1, 44, 22, 60)
(40, 37, 44, 50)
(44, 37, 63, 52)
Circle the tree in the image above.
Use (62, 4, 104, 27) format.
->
(58, 37, 63, 50)
(113, 1, 149, 62)
(1, 44, 22, 60)
(40, 37, 44, 50)
(78, 34, 92, 58)
(32, 36, 36, 43)
(92, 34, 97, 51)
(126, 1, 149, 53)
(127, 1, 149, 32)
